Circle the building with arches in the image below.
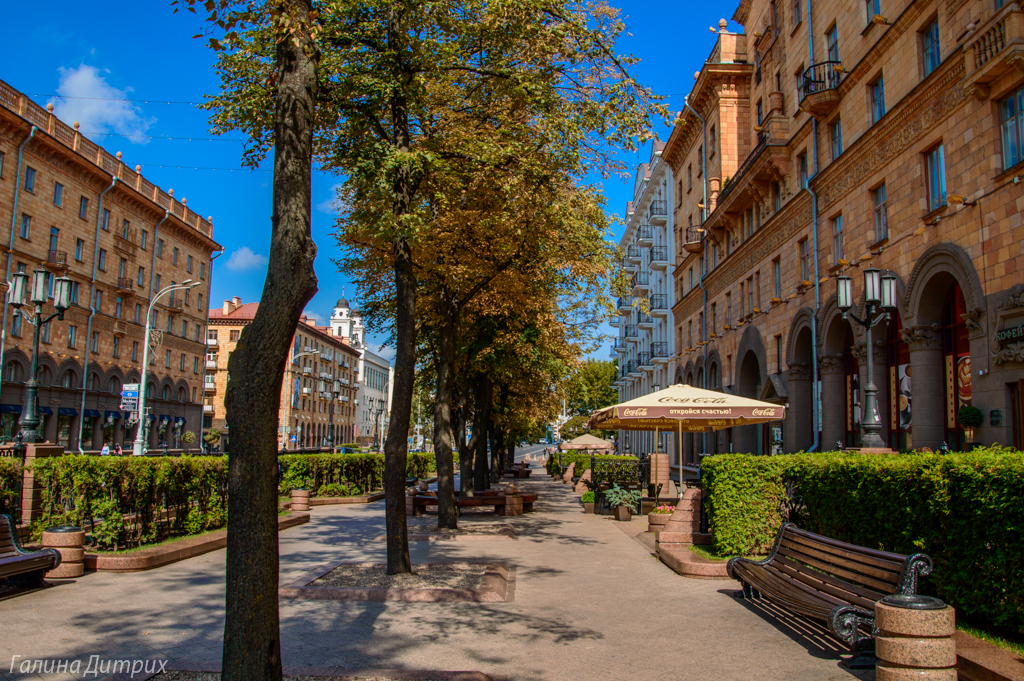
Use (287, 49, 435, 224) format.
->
(0, 78, 219, 450)
(662, 0, 1024, 474)
(330, 296, 392, 447)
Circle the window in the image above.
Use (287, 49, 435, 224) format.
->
(120, 219, 130, 240)
(40, 321, 50, 344)
(832, 215, 844, 263)
(162, 384, 170, 399)
(688, 268, 693, 292)
(167, 314, 174, 333)
(870, 75, 886, 123)
(112, 337, 120, 358)
(195, 326, 201, 341)
(792, 0, 801, 26)
(773, 181, 782, 212)
(62, 370, 75, 388)
(101, 209, 110, 231)
(135, 303, 142, 323)
(49, 227, 59, 254)
(165, 350, 171, 367)
(138, 266, 145, 286)
(922, 19, 940, 76)
(0, 151, 4, 178)
(24, 167, 35, 192)
(132, 341, 139, 362)
(172, 247, 179, 265)
(711, 303, 717, 334)
(774, 257, 782, 298)
(739, 282, 746, 317)
(184, 289, 190, 306)
(999, 86, 1024, 169)
(709, 125, 716, 157)
(91, 331, 99, 353)
(697, 147, 703, 176)
(830, 118, 843, 160)
(747, 276, 755, 313)
(230, 329, 240, 341)
(69, 281, 79, 305)
(726, 293, 732, 325)
(157, 239, 164, 258)
(926, 144, 947, 211)
(200, 262, 206, 279)
(53, 182, 63, 207)
(98, 249, 106, 271)
(711, 243, 719, 270)
(865, 0, 880, 22)
(118, 258, 127, 279)
(11, 312, 21, 338)
(140, 230, 147, 250)
(799, 153, 808, 188)
(186, 255, 193, 273)
(826, 25, 839, 62)
(19, 214, 30, 239)
(75, 238, 84, 261)
(94, 290, 102, 313)
(180, 353, 187, 371)
(209, 329, 218, 341)
(115, 296, 123, 318)
(154, 274, 161, 291)
(873, 185, 888, 241)
(776, 335, 783, 372)
(79, 196, 88, 219)
(799, 239, 810, 282)
(688, 321, 693, 348)
(198, 293, 203, 310)
(687, 164, 693, 192)
(181, 319, 187, 336)
(756, 99, 763, 125)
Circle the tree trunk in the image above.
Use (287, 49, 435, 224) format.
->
(474, 374, 493, 491)
(384, 5, 414, 575)
(431, 299, 458, 528)
(457, 387, 474, 497)
(222, 3, 318, 679)
(488, 419, 500, 483)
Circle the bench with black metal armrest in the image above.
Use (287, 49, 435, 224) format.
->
(726, 523, 933, 669)
(0, 514, 61, 587)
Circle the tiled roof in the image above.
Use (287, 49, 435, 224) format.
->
(209, 302, 260, 320)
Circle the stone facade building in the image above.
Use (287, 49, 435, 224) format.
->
(665, 0, 1024, 473)
(611, 141, 677, 456)
(206, 297, 360, 450)
(329, 297, 392, 447)
(0, 78, 220, 451)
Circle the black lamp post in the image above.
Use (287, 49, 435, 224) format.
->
(8, 268, 73, 444)
(371, 397, 386, 453)
(326, 382, 341, 452)
(836, 266, 897, 450)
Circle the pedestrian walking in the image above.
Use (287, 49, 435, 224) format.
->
(100, 443, 110, 456)
(115, 443, 122, 457)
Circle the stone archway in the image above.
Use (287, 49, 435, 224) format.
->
(736, 350, 764, 454)
(787, 310, 815, 453)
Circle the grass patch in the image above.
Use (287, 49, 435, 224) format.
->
(958, 623, 1024, 657)
(87, 526, 224, 555)
(689, 544, 765, 562)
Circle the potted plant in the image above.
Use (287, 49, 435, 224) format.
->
(647, 504, 674, 533)
(581, 490, 596, 514)
(181, 430, 196, 454)
(605, 485, 641, 521)
(957, 405, 984, 445)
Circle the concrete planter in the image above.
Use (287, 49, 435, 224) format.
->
(43, 525, 84, 579)
(291, 489, 310, 512)
(613, 505, 633, 522)
(583, 502, 595, 514)
(647, 513, 671, 533)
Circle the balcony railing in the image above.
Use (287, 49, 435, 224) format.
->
(637, 311, 653, 326)
(166, 297, 183, 311)
(116, 277, 134, 291)
(47, 250, 67, 266)
(626, 244, 641, 260)
(636, 224, 653, 241)
(684, 226, 704, 253)
(624, 324, 638, 339)
(649, 294, 668, 311)
(637, 352, 652, 367)
(800, 61, 842, 98)
(617, 296, 632, 310)
(651, 341, 668, 358)
(718, 132, 769, 203)
(647, 200, 668, 220)
(632, 272, 650, 287)
(649, 246, 668, 263)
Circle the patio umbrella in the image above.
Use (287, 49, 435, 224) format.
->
(588, 383, 785, 432)
(560, 433, 614, 450)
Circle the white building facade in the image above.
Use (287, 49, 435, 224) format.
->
(330, 296, 393, 448)
(611, 141, 677, 460)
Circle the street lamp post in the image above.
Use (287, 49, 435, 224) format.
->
(371, 397, 386, 453)
(132, 279, 200, 457)
(8, 269, 73, 443)
(326, 382, 341, 452)
(836, 267, 897, 450)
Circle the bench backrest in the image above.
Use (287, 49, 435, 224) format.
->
(0, 514, 19, 560)
(773, 524, 930, 606)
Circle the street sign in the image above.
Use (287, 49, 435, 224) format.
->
(121, 383, 140, 411)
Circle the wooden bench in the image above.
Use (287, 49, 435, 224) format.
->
(727, 523, 933, 668)
(407, 493, 537, 517)
(1, 514, 61, 587)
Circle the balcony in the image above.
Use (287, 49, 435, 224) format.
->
(624, 325, 639, 342)
(113, 320, 128, 337)
(114, 232, 137, 254)
(613, 338, 628, 354)
(116, 277, 135, 296)
(637, 352, 654, 371)
(206, 337, 219, 347)
(649, 294, 668, 318)
(637, 311, 654, 330)
(205, 359, 218, 370)
(627, 360, 643, 378)
(651, 341, 669, 363)
(166, 297, 183, 311)
(44, 250, 68, 273)
(798, 61, 843, 117)
(631, 272, 650, 296)
(302, 387, 312, 395)
(617, 296, 633, 315)
(647, 200, 668, 224)
(636, 224, 653, 247)
(204, 380, 216, 392)
(965, 3, 1024, 100)
(204, 404, 215, 413)
(626, 244, 642, 264)
(649, 246, 669, 270)
(609, 317, 620, 328)
(684, 226, 704, 254)
(621, 257, 638, 274)
(302, 366, 313, 375)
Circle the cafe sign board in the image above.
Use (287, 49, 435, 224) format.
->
(996, 324, 1024, 344)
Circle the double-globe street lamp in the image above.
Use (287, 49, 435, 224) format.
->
(371, 397, 387, 453)
(836, 266, 898, 450)
(133, 279, 200, 457)
(8, 269, 73, 443)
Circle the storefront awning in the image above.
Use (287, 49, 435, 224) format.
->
(105, 411, 121, 420)
(0, 404, 22, 414)
(37, 406, 53, 415)
(122, 412, 133, 421)
(174, 416, 186, 425)
(84, 409, 102, 418)
(58, 407, 77, 416)
(159, 415, 171, 423)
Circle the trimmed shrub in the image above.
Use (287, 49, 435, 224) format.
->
(278, 452, 436, 497)
(702, 448, 1024, 634)
(0, 456, 21, 516)
(30, 455, 228, 550)
(544, 452, 634, 476)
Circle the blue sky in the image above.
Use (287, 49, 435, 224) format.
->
(0, 1, 738, 360)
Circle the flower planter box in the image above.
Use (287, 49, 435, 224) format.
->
(583, 502, 595, 514)
(613, 505, 633, 522)
(647, 513, 671, 533)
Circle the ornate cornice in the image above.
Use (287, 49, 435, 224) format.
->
(901, 324, 941, 350)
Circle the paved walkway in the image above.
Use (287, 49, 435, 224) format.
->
(0, 472, 874, 681)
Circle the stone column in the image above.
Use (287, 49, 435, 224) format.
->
(903, 325, 945, 451)
(20, 444, 64, 527)
(785, 363, 812, 452)
(875, 594, 956, 681)
(818, 355, 845, 450)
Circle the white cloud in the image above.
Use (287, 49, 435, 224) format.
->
(367, 342, 396, 362)
(48, 65, 156, 145)
(224, 247, 268, 272)
(303, 310, 325, 325)
(316, 183, 346, 215)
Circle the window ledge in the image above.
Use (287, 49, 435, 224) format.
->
(994, 159, 1024, 183)
(921, 204, 950, 224)
(790, 19, 803, 39)
(869, 237, 890, 251)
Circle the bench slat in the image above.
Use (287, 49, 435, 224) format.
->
(771, 557, 883, 610)
(787, 526, 907, 571)
(780, 536, 901, 584)
(783, 531, 905, 575)
(733, 563, 837, 620)
(777, 544, 898, 594)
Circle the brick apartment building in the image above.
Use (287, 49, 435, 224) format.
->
(206, 297, 360, 450)
(663, 0, 1024, 472)
(0, 78, 221, 451)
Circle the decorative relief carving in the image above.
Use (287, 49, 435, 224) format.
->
(961, 307, 985, 338)
(850, 344, 867, 362)
(993, 341, 1024, 365)
(945, 0, 968, 15)
(901, 325, 941, 350)
(998, 284, 1024, 311)
(787, 362, 811, 379)
(818, 355, 844, 373)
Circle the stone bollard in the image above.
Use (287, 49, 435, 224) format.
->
(573, 469, 592, 494)
(501, 495, 524, 516)
(561, 462, 575, 484)
(655, 487, 702, 544)
(291, 489, 310, 512)
(875, 594, 957, 681)
(42, 526, 84, 579)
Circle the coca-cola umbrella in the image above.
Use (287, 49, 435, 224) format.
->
(588, 383, 785, 432)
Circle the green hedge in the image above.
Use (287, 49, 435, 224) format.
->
(545, 452, 633, 475)
(0, 456, 21, 516)
(278, 452, 436, 496)
(702, 448, 1024, 634)
(30, 455, 228, 550)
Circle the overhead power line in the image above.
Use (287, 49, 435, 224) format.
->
(83, 131, 245, 143)
(29, 93, 204, 106)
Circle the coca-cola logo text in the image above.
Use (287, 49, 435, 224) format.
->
(622, 408, 648, 417)
(751, 408, 777, 417)
(658, 396, 728, 404)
